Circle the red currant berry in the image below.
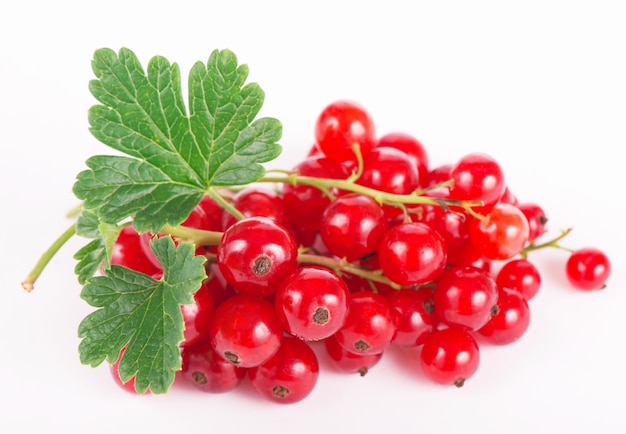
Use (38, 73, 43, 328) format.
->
(357, 146, 419, 219)
(449, 153, 506, 212)
(376, 132, 429, 187)
(387, 287, 438, 347)
(433, 265, 499, 331)
(333, 291, 395, 355)
(468, 203, 530, 260)
(378, 221, 447, 286)
(217, 216, 298, 297)
(109, 346, 150, 395)
(274, 266, 350, 341)
(221, 187, 290, 231)
(281, 155, 350, 231)
(319, 194, 389, 261)
(323, 334, 383, 376)
(517, 202, 548, 242)
(181, 278, 215, 347)
(419, 327, 480, 387)
(496, 258, 541, 301)
(314, 100, 376, 163)
(208, 294, 283, 368)
(477, 287, 531, 345)
(566, 247, 611, 291)
(180, 337, 247, 393)
(108, 226, 163, 276)
(248, 336, 319, 404)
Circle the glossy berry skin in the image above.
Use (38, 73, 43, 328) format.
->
(314, 100, 376, 163)
(181, 278, 215, 347)
(377, 221, 447, 286)
(477, 288, 531, 345)
(220, 187, 290, 231)
(319, 194, 389, 261)
(358, 146, 420, 219)
(323, 334, 383, 376)
(217, 217, 298, 297)
(248, 336, 319, 404)
(388, 287, 438, 347)
(274, 266, 350, 341)
(449, 153, 506, 212)
(180, 337, 247, 393)
(281, 155, 350, 231)
(108, 226, 163, 277)
(496, 258, 541, 301)
(376, 132, 429, 187)
(433, 265, 499, 331)
(109, 346, 150, 395)
(517, 202, 547, 242)
(566, 247, 611, 291)
(334, 291, 395, 355)
(419, 327, 480, 387)
(208, 294, 283, 368)
(469, 203, 530, 260)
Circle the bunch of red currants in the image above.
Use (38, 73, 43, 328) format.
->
(107, 100, 611, 403)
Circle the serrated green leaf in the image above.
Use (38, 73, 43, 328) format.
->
(77, 236, 206, 394)
(73, 47, 282, 234)
(76, 209, 101, 238)
(73, 238, 106, 285)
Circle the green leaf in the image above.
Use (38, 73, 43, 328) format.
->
(77, 236, 206, 394)
(73, 209, 121, 282)
(73, 47, 282, 233)
(73, 238, 106, 285)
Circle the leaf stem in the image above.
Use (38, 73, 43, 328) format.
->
(22, 222, 77, 292)
(207, 188, 245, 221)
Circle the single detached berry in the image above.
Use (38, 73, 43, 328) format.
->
(314, 100, 376, 163)
(208, 294, 283, 368)
(274, 266, 350, 341)
(217, 216, 298, 297)
(248, 336, 320, 404)
(420, 327, 480, 387)
(566, 247, 611, 291)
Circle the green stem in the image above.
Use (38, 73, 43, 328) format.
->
(22, 222, 77, 292)
(208, 188, 245, 221)
(259, 174, 483, 211)
(520, 227, 574, 258)
(297, 253, 402, 290)
(161, 224, 223, 246)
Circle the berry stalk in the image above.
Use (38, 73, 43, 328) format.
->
(22, 222, 77, 292)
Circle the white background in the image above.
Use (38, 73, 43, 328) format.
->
(1, 1, 625, 433)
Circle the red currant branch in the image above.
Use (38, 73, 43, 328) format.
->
(22, 222, 77, 292)
(519, 227, 574, 259)
(296, 253, 402, 291)
(257, 174, 483, 213)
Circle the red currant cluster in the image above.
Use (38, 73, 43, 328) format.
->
(107, 100, 611, 403)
